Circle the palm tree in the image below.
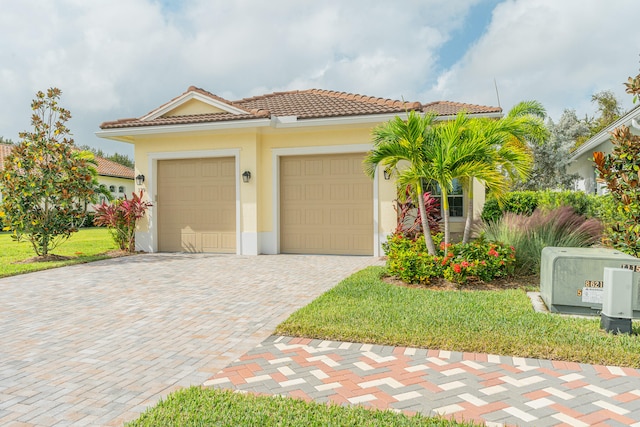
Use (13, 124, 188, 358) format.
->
(460, 101, 547, 243)
(363, 111, 439, 255)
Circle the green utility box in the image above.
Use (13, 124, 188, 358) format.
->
(540, 247, 640, 316)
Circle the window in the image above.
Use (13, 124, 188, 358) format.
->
(118, 186, 125, 193)
(425, 179, 464, 218)
(109, 185, 116, 192)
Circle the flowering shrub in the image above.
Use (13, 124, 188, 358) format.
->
(384, 233, 515, 285)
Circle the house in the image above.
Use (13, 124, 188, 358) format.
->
(568, 103, 640, 194)
(0, 143, 134, 206)
(97, 87, 501, 256)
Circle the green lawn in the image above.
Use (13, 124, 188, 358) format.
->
(127, 387, 479, 427)
(0, 228, 119, 277)
(276, 266, 640, 368)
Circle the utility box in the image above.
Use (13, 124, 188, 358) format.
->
(600, 267, 633, 334)
(540, 247, 640, 316)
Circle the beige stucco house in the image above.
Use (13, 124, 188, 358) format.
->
(568, 103, 640, 194)
(97, 87, 501, 256)
(0, 143, 134, 207)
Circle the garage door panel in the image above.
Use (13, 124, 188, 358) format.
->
(280, 153, 372, 255)
(158, 157, 236, 253)
(304, 159, 323, 175)
(305, 184, 323, 200)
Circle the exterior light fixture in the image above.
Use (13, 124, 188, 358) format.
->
(242, 171, 252, 183)
(383, 169, 392, 180)
(135, 174, 145, 185)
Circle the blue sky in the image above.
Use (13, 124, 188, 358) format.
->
(1, 0, 639, 156)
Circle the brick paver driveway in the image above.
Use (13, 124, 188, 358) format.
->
(0, 253, 383, 426)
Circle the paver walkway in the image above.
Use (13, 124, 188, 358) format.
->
(0, 254, 383, 426)
(207, 336, 640, 427)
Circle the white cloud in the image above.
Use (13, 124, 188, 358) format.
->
(0, 0, 637, 155)
(424, 0, 640, 119)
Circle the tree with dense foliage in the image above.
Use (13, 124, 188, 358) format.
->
(0, 88, 101, 257)
(574, 90, 624, 149)
(515, 109, 587, 191)
(593, 72, 640, 256)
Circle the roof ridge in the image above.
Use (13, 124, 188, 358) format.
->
(306, 89, 422, 110)
(424, 100, 501, 110)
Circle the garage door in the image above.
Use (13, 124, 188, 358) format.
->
(157, 157, 236, 253)
(280, 153, 373, 255)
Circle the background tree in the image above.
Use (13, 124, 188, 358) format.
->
(0, 88, 101, 257)
(515, 109, 587, 190)
(593, 72, 640, 256)
(0, 136, 15, 145)
(574, 90, 624, 149)
(76, 144, 134, 168)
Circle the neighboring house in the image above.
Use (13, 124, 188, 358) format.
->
(97, 87, 501, 256)
(568, 103, 640, 194)
(0, 143, 134, 207)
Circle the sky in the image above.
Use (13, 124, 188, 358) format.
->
(1, 0, 639, 157)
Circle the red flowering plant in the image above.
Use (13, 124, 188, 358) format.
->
(384, 233, 515, 285)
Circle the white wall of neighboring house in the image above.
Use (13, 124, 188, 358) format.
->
(568, 104, 640, 195)
(91, 175, 136, 211)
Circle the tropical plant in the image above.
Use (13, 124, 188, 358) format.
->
(364, 111, 440, 254)
(479, 206, 603, 274)
(0, 88, 101, 257)
(462, 101, 547, 241)
(392, 185, 441, 239)
(93, 191, 152, 252)
(592, 71, 640, 257)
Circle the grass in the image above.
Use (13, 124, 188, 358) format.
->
(0, 228, 119, 277)
(127, 387, 480, 427)
(276, 266, 640, 368)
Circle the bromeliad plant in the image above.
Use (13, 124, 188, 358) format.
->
(93, 191, 152, 252)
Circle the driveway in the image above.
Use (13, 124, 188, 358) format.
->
(0, 254, 383, 426)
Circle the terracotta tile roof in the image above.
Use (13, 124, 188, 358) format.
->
(95, 156, 134, 179)
(0, 143, 134, 179)
(100, 87, 501, 130)
(422, 101, 502, 116)
(236, 89, 422, 119)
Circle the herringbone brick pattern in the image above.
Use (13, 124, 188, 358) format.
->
(207, 336, 640, 427)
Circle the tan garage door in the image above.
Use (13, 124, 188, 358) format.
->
(280, 153, 373, 255)
(157, 157, 236, 253)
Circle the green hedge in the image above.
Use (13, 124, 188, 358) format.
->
(481, 190, 604, 223)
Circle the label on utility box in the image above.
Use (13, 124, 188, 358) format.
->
(581, 287, 603, 304)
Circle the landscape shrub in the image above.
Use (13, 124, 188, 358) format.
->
(479, 206, 603, 274)
(481, 191, 538, 223)
(93, 191, 152, 252)
(383, 233, 515, 285)
(481, 190, 604, 223)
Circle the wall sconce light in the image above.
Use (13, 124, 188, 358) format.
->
(383, 169, 392, 180)
(135, 174, 145, 185)
(242, 170, 252, 183)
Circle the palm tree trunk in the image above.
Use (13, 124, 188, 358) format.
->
(462, 179, 474, 244)
(441, 188, 450, 255)
(416, 183, 437, 255)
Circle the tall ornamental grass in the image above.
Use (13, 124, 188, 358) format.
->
(480, 206, 602, 274)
